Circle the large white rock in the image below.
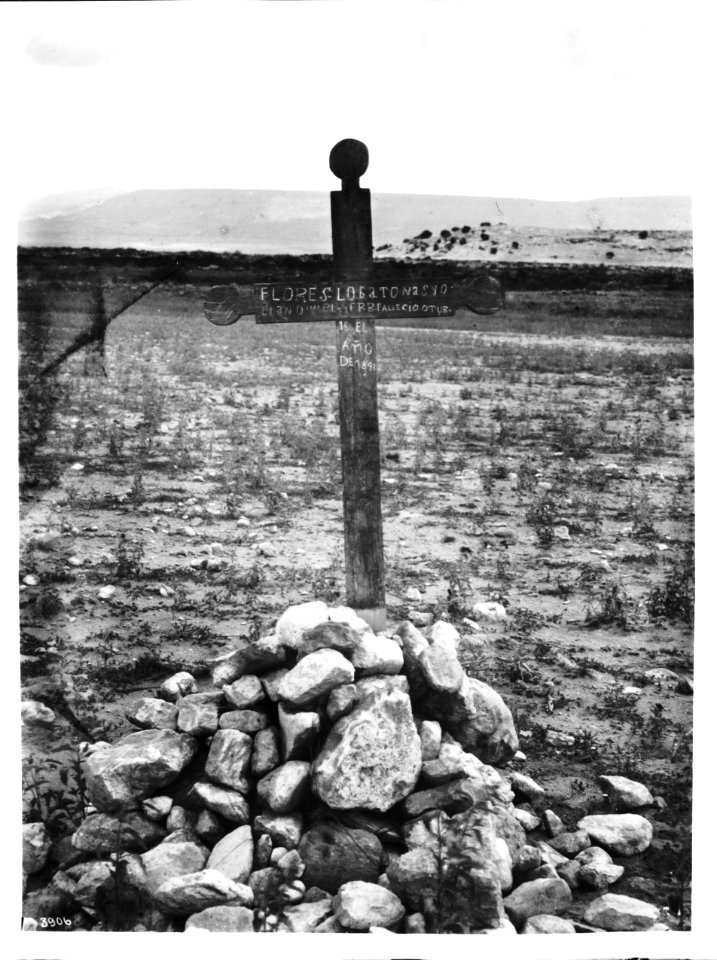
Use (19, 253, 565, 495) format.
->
(276, 601, 330, 649)
(207, 824, 254, 884)
(277, 648, 354, 706)
(333, 881, 405, 930)
(583, 892, 661, 931)
(312, 687, 422, 812)
(577, 813, 653, 856)
(85, 729, 198, 812)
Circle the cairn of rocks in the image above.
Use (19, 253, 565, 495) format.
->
(22, 600, 667, 934)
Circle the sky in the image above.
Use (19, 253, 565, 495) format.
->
(2, 0, 706, 218)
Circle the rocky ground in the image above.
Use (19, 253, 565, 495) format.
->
(22, 601, 678, 935)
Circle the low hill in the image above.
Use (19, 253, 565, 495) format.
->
(19, 189, 691, 260)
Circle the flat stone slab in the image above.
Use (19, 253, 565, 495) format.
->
(583, 892, 661, 931)
(207, 824, 254, 884)
(154, 869, 253, 916)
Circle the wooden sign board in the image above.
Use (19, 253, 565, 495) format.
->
(205, 275, 503, 327)
(253, 279, 455, 323)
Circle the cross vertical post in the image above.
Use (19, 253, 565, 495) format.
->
(329, 139, 386, 632)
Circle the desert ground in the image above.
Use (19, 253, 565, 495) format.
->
(19, 238, 693, 932)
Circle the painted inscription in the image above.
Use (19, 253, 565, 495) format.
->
(254, 280, 455, 323)
(337, 319, 376, 377)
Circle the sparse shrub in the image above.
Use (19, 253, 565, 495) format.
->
(140, 378, 166, 433)
(553, 415, 593, 459)
(108, 422, 125, 459)
(526, 493, 557, 542)
(71, 418, 88, 451)
(516, 461, 537, 493)
(626, 488, 656, 536)
(585, 578, 633, 629)
(115, 532, 144, 579)
(130, 469, 146, 505)
(275, 384, 291, 411)
(646, 551, 694, 624)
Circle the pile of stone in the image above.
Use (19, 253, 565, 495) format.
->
(22, 601, 668, 934)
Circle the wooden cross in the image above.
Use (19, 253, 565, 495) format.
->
(204, 139, 503, 632)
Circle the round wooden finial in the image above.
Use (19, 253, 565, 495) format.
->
(329, 139, 369, 182)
